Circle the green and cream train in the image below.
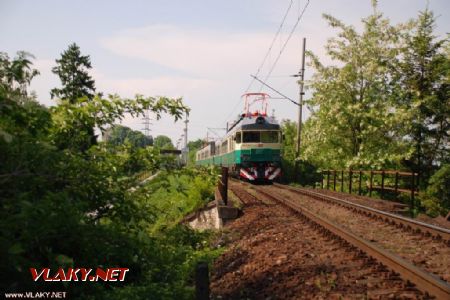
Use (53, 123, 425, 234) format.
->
(196, 93, 282, 182)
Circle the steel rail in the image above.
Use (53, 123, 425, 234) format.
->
(246, 185, 450, 300)
(274, 183, 450, 243)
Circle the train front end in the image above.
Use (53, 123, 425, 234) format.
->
(196, 92, 283, 183)
(234, 115, 282, 182)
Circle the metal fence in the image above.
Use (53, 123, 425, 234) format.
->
(320, 170, 418, 203)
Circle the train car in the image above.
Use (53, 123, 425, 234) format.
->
(196, 93, 282, 182)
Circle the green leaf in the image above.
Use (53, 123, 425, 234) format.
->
(9, 243, 24, 255)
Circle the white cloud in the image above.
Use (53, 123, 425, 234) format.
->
(97, 24, 326, 142)
(31, 24, 330, 143)
(100, 24, 301, 79)
(93, 72, 216, 99)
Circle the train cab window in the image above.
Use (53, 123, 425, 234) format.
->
(243, 131, 260, 143)
(261, 131, 279, 143)
(235, 132, 242, 144)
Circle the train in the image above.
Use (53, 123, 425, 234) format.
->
(196, 93, 282, 182)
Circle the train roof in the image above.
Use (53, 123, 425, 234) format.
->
(196, 114, 281, 154)
(228, 114, 280, 133)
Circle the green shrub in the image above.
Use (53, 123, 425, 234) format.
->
(418, 164, 450, 217)
(419, 196, 446, 218)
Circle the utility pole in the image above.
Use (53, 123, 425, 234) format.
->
(183, 115, 189, 165)
(294, 38, 306, 183)
(296, 37, 306, 158)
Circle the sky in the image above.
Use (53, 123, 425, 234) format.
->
(1, 0, 449, 147)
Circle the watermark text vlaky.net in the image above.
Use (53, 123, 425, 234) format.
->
(5, 291, 67, 299)
(30, 268, 130, 282)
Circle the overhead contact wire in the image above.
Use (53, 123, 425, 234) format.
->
(245, 0, 294, 93)
(221, 0, 294, 128)
(260, 0, 310, 91)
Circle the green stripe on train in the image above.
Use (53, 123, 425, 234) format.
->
(196, 149, 281, 166)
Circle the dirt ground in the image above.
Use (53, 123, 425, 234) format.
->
(267, 185, 450, 283)
(210, 185, 425, 299)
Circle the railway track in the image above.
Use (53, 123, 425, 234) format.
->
(229, 180, 450, 299)
(274, 183, 450, 243)
(266, 184, 450, 285)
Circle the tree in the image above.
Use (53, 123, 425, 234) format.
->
(154, 135, 175, 149)
(1, 51, 198, 297)
(187, 139, 203, 150)
(303, 2, 410, 169)
(187, 138, 204, 165)
(0, 51, 39, 100)
(51, 95, 185, 152)
(280, 119, 297, 181)
(399, 9, 449, 184)
(280, 119, 319, 185)
(51, 43, 96, 103)
(419, 164, 450, 216)
(51, 43, 99, 150)
(280, 119, 297, 162)
(106, 124, 153, 148)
